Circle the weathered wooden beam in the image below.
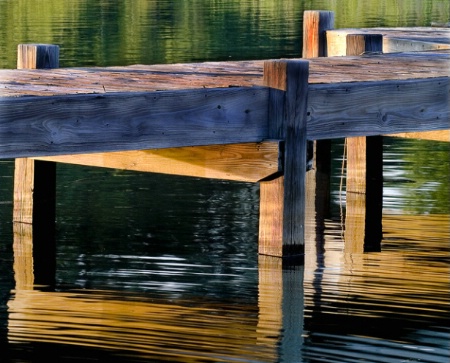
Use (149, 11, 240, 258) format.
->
(33, 141, 283, 182)
(259, 60, 309, 257)
(307, 77, 450, 140)
(0, 87, 269, 159)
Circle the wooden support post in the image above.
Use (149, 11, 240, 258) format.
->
(259, 60, 309, 257)
(14, 44, 59, 288)
(346, 34, 383, 55)
(344, 34, 383, 252)
(302, 10, 335, 244)
(302, 10, 335, 58)
(303, 10, 334, 201)
(17, 44, 59, 69)
(345, 136, 383, 253)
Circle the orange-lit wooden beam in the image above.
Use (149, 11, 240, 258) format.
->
(33, 141, 283, 183)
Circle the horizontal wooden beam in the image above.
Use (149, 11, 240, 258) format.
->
(327, 28, 450, 56)
(0, 87, 269, 159)
(33, 141, 282, 182)
(2, 76, 448, 160)
(386, 130, 449, 142)
(307, 77, 450, 140)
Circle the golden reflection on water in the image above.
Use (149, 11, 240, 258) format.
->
(304, 214, 449, 326)
(7, 199, 449, 362)
(8, 288, 278, 362)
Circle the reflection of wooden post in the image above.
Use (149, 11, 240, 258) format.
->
(14, 44, 59, 288)
(257, 255, 282, 351)
(257, 256, 304, 361)
(259, 60, 309, 257)
(344, 35, 383, 252)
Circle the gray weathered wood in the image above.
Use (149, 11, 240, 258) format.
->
(307, 77, 450, 140)
(0, 87, 269, 158)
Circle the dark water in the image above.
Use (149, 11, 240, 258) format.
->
(1, 1, 450, 362)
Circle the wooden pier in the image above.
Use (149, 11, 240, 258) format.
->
(1, 11, 449, 269)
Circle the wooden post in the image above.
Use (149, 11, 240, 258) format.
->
(346, 34, 383, 55)
(302, 10, 335, 246)
(302, 10, 335, 195)
(14, 44, 58, 288)
(344, 34, 383, 252)
(17, 44, 59, 69)
(302, 10, 335, 58)
(345, 137, 383, 253)
(259, 60, 309, 257)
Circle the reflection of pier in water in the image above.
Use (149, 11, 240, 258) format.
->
(7, 214, 449, 361)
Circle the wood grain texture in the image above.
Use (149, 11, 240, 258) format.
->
(259, 60, 309, 257)
(307, 77, 450, 140)
(302, 10, 335, 58)
(34, 142, 282, 182)
(13, 222, 34, 290)
(13, 158, 35, 224)
(259, 177, 285, 257)
(0, 87, 269, 158)
(282, 61, 309, 254)
(2, 51, 449, 98)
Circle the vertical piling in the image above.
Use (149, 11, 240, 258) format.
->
(259, 60, 309, 257)
(14, 44, 59, 288)
(302, 10, 335, 249)
(302, 10, 334, 211)
(17, 44, 60, 69)
(344, 34, 383, 252)
(302, 10, 335, 58)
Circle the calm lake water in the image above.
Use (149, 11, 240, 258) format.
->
(1, 0, 449, 362)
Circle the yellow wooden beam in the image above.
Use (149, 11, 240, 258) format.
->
(386, 130, 450, 142)
(33, 141, 282, 183)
